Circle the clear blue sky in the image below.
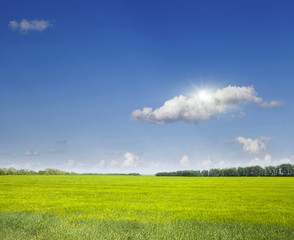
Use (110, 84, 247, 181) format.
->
(1, 0, 294, 174)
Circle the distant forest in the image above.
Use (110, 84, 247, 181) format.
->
(0, 168, 140, 176)
(155, 164, 294, 177)
(0, 168, 77, 175)
(1, 164, 294, 176)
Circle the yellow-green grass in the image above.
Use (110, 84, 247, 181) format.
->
(0, 176, 294, 239)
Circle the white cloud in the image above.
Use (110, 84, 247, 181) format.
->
(236, 137, 269, 154)
(63, 159, 84, 168)
(97, 160, 106, 168)
(24, 161, 41, 169)
(259, 136, 273, 142)
(0, 160, 19, 168)
(214, 85, 262, 104)
(249, 154, 294, 166)
(260, 101, 283, 108)
(9, 21, 18, 29)
(76, 162, 85, 167)
(180, 155, 190, 166)
(249, 153, 272, 166)
(122, 152, 141, 168)
(278, 156, 294, 164)
(64, 159, 75, 167)
(47, 149, 63, 154)
(232, 111, 246, 119)
(110, 160, 119, 167)
(132, 85, 280, 125)
(201, 157, 213, 167)
(9, 19, 52, 32)
(23, 150, 39, 156)
(264, 153, 273, 163)
(215, 160, 232, 168)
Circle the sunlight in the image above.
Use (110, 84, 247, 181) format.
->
(197, 90, 213, 102)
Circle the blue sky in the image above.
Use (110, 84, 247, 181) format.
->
(1, 0, 294, 174)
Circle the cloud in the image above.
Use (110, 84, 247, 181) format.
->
(278, 158, 291, 164)
(96, 160, 106, 168)
(122, 152, 141, 168)
(278, 156, 294, 164)
(0, 160, 19, 168)
(180, 155, 190, 166)
(105, 151, 121, 156)
(132, 85, 280, 125)
(1, 160, 41, 169)
(47, 149, 63, 154)
(248, 154, 294, 166)
(236, 137, 270, 154)
(110, 160, 119, 167)
(214, 85, 262, 104)
(23, 150, 39, 156)
(249, 153, 272, 166)
(57, 139, 67, 143)
(24, 161, 41, 169)
(76, 162, 85, 167)
(215, 160, 233, 168)
(0, 160, 20, 169)
(64, 159, 75, 167)
(259, 136, 273, 142)
(9, 19, 52, 32)
(63, 159, 84, 168)
(201, 157, 213, 167)
(260, 101, 283, 108)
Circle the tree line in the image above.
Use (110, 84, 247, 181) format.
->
(0, 168, 140, 176)
(155, 164, 294, 177)
(0, 168, 76, 175)
(81, 173, 141, 176)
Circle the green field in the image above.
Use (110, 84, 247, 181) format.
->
(0, 176, 294, 239)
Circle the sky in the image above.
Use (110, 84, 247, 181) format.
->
(1, 0, 294, 174)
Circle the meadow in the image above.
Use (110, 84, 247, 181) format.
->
(0, 175, 294, 239)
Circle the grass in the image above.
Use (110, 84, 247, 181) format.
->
(0, 176, 294, 239)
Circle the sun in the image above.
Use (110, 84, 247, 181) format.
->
(198, 90, 213, 102)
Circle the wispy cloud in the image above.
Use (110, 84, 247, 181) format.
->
(9, 19, 53, 32)
(132, 85, 281, 125)
(260, 100, 283, 108)
(201, 157, 214, 168)
(23, 150, 39, 156)
(105, 151, 121, 156)
(24, 161, 41, 169)
(47, 149, 63, 154)
(96, 160, 106, 168)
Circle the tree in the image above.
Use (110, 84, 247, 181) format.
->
(237, 167, 245, 176)
(201, 170, 209, 177)
(265, 166, 276, 176)
(278, 164, 292, 176)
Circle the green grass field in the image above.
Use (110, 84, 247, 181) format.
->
(0, 176, 294, 239)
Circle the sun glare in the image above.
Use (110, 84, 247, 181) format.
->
(198, 90, 213, 102)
